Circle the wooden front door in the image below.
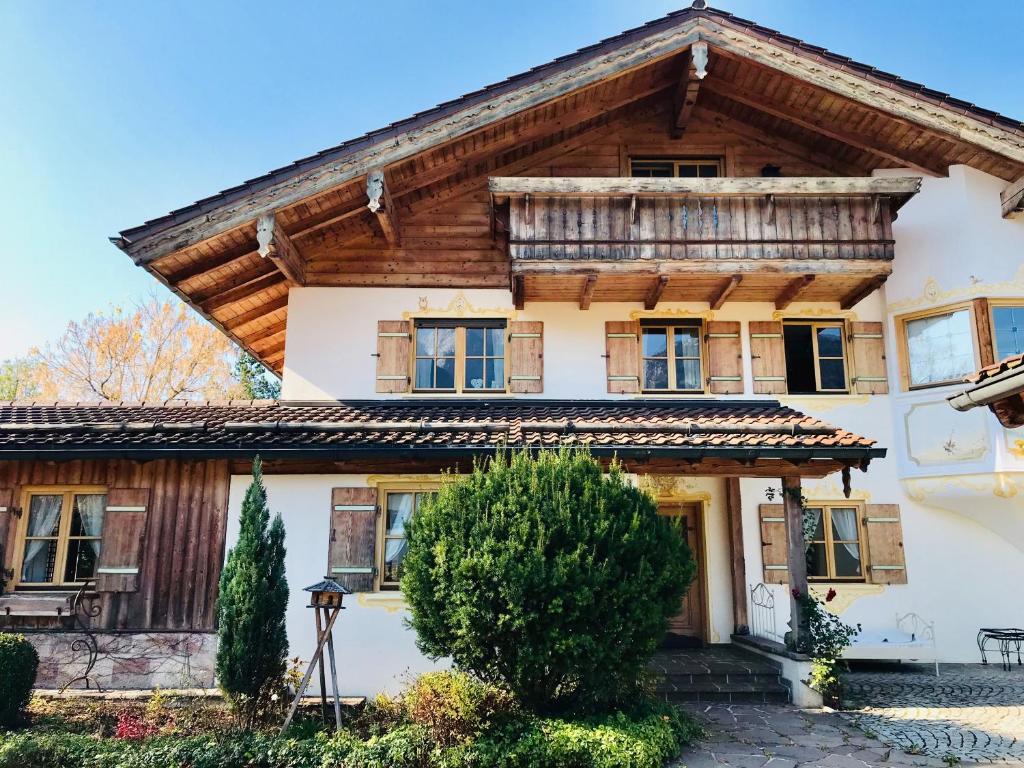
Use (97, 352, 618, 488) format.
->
(659, 502, 706, 646)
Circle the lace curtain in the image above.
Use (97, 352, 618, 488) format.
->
(830, 507, 861, 561)
(22, 495, 63, 582)
(75, 494, 106, 557)
(385, 493, 414, 564)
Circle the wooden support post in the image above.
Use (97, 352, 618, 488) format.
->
(1001, 174, 1024, 218)
(256, 212, 307, 286)
(671, 42, 708, 139)
(280, 606, 342, 734)
(774, 274, 815, 310)
(512, 274, 525, 310)
(367, 169, 402, 247)
(724, 477, 748, 634)
(645, 275, 669, 310)
(314, 607, 328, 723)
(579, 274, 598, 310)
(782, 476, 808, 651)
(323, 607, 343, 729)
(711, 275, 741, 310)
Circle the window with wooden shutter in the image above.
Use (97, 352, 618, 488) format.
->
(507, 321, 543, 393)
(759, 504, 788, 584)
(96, 489, 150, 593)
(0, 489, 14, 588)
(864, 504, 908, 584)
(749, 321, 787, 394)
(376, 320, 412, 393)
(329, 488, 378, 592)
(706, 321, 744, 394)
(605, 321, 640, 394)
(849, 321, 889, 394)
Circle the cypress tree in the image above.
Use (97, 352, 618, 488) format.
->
(215, 456, 289, 727)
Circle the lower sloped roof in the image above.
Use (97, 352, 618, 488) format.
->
(0, 399, 882, 463)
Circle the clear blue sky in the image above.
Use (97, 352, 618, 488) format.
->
(2, 0, 1022, 360)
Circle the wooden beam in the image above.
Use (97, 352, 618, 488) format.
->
(710, 275, 741, 310)
(157, 241, 258, 283)
(223, 294, 290, 332)
(366, 169, 401, 247)
(512, 274, 525, 310)
(200, 272, 286, 313)
(644, 275, 670, 310)
(705, 76, 947, 176)
(840, 275, 887, 310)
(1001, 174, 1024, 218)
(514, 259, 889, 277)
(488, 175, 921, 199)
(289, 199, 372, 239)
(774, 274, 816, 309)
(671, 42, 707, 138)
(256, 213, 306, 286)
(782, 475, 809, 650)
(579, 274, 598, 310)
(724, 477, 748, 634)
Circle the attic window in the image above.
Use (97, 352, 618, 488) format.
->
(630, 158, 722, 178)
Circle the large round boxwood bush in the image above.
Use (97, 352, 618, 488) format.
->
(0, 633, 38, 727)
(402, 448, 695, 713)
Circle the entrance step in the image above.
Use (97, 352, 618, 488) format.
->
(649, 644, 791, 705)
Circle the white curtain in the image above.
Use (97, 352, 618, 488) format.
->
(22, 495, 63, 581)
(385, 493, 414, 563)
(830, 507, 861, 561)
(75, 494, 106, 557)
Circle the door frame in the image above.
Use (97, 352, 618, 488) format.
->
(657, 497, 710, 644)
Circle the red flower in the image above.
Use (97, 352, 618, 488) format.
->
(115, 710, 158, 740)
(826, 588, 837, 602)
(791, 588, 802, 599)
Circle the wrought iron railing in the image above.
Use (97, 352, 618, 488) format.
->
(749, 582, 785, 645)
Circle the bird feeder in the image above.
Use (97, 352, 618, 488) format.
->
(280, 577, 351, 734)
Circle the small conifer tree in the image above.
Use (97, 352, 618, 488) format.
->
(215, 456, 289, 727)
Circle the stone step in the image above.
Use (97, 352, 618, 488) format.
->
(656, 671, 784, 687)
(648, 644, 792, 705)
(656, 680, 792, 704)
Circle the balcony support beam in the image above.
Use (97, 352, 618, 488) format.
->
(645, 275, 670, 310)
(774, 274, 816, 310)
(579, 274, 598, 310)
(711, 275, 742, 310)
(1001, 174, 1024, 218)
(840, 275, 887, 310)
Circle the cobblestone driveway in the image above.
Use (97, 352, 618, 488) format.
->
(840, 666, 1024, 765)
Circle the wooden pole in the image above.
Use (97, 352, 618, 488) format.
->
(724, 477, 748, 633)
(280, 606, 342, 735)
(323, 607, 343, 730)
(782, 476, 809, 650)
(314, 606, 328, 723)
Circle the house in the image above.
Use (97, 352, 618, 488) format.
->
(2, 1, 1024, 695)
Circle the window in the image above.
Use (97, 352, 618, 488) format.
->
(640, 322, 704, 392)
(414, 320, 506, 393)
(805, 503, 864, 581)
(900, 306, 976, 389)
(379, 489, 436, 589)
(630, 158, 722, 178)
(782, 322, 848, 394)
(992, 304, 1024, 361)
(15, 488, 106, 587)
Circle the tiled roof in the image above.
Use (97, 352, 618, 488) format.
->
(0, 399, 882, 461)
(116, 3, 1024, 244)
(968, 353, 1024, 383)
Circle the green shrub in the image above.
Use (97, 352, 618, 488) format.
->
(402, 448, 695, 713)
(405, 671, 516, 747)
(215, 456, 289, 728)
(0, 633, 39, 727)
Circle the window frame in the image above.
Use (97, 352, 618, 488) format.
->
(804, 501, 867, 583)
(11, 485, 107, 590)
(782, 320, 851, 395)
(989, 299, 1024, 363)
(375, 484, 439, 591)
(895, 301, 981, 391)
(629, 157, 723, 178)
(638, 321, 707, 394)
(411, 320, 508, 395)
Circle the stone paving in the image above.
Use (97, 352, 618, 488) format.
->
(839, 665, 1024, 765)
(671, 702, 957, 767)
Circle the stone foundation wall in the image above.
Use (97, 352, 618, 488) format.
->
(26, 632, 217, 690)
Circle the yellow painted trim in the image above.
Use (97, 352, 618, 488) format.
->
(902, 472, 1024, 502)
(403, 291, 516, 321)
(356, 592, 407, 614)
(810, 583, 884, 615)
(887, 267, 1024, 313)
(772, 308, 858, 322)
(778, 394, 870, 412)
(629, 308, 715, 321)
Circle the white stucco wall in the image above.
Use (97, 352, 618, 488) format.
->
(228, 164, 1024, 695)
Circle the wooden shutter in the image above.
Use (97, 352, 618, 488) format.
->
(849, 321, 889, 394)
(96, 489, 150, 593)
(605, 321, 640, 394)
(376, 320, 411, 393)
(706, 321, 744, 394)
(508, 321, 543, 393)
(864, 504, 907, 584)
(329, 487, 378, 592)
(0, 489, 14, 583)
(759, 504, 788, 584)
(749, 321, 787, 395)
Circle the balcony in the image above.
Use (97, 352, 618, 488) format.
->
(490, 176, 920, 309)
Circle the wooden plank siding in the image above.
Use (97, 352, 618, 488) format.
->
(0, 458, 230, 631)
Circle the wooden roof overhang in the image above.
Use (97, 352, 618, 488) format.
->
(492, 176, 918, 308)
(110, 3, 1024, 372)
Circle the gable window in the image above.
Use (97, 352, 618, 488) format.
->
(414, 320, 506, 393)
(15, 488, 106, 587)
(631, 158, 722, 178)
(640, 321, 704, 393)
(900, 306, 976, 389)
(782, 321, 848, 394)
(992, 304, 1024, 361)
(806, 503, 864, 581)
(379, 489, 436, 590)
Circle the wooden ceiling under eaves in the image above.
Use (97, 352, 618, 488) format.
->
(117, 10, 1024, 373)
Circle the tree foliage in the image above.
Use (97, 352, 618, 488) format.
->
(401, 448, 695, 714)
(32, 296, 239, 402)
(215, 457, 289, 727)
(233, 353, 281, 400)
(0, 359, 40, 400)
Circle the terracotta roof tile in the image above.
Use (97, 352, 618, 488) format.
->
(969, 353, 1024, 383)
